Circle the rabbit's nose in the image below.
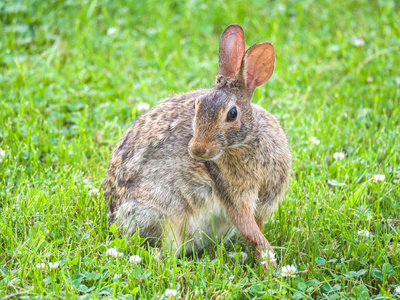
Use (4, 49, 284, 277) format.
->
(189, 144, 207, 158)
(189, 142, 219, 160)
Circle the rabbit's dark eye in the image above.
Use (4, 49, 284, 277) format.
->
(227, 107, 237, 122)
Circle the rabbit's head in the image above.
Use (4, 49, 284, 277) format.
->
(189, 24, 275, 160)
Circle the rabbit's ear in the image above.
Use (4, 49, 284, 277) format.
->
(238, 42, 275, 90)
(217, 24, 246, 78)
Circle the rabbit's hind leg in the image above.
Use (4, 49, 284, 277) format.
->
(110, 198, 164, 247)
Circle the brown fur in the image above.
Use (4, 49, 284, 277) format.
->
(104, 24, 291, 270)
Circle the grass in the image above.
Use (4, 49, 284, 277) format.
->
(1, 0, 400, 298)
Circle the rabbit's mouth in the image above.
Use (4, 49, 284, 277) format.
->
(189, 151, 223, 161)
(188, 143, 222, 161)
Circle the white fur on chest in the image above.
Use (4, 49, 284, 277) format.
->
(187, 195, 232, 249)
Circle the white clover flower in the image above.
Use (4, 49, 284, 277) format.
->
(105, 247, 124, 258)
(276, 3, 286, 12)
(114, 273, 121, 279)
(229, 274, 234, 281)
(129, 255, 142, 264)
(366, 77, 373, 83)
(0, 148, 5, 162)
(194, 289, 203, 295)
(372, 174, 385, 183)
(395, 286, 400, 294)
(137, 102, 150, 112)
(310, 137, 320, 145)
(352, 38, 365, 47)
(333, 152, 345, 160)
(358, 229, 370, 238)
(36, 263, 46, 269)
(107, 27, 117, 35)
(165, 289, 178, 298)
(48, 262, 59, 269)
(260, 250, 277, 265)
(281, 265, 297, 277)
(89, 188, 100, 197)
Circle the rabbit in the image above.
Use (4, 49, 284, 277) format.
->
(104, 24, 291, 269)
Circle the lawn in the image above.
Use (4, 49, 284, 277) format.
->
(1, 0, 400, 299)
